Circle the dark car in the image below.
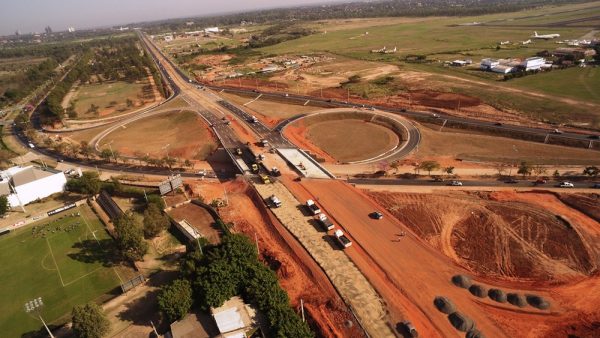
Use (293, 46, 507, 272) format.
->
(370, 211, 384, 220)
(534, 178, 547, 185)
(494, 122, 503, 126)
(592, 183, 600, 189)
(505, 178, 518, 184)
(588, 135, 600, 140)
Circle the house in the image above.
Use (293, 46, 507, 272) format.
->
(0, 166, 67, 208)
(480, 58, 499, 70)
(520, 57, 546, 71)
(204, 27, 220, 33)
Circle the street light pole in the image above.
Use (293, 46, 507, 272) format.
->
(24, 297, 55, 338)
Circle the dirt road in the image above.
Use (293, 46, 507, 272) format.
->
(297, 179, 520, 337)
(253, 181, 395, 337)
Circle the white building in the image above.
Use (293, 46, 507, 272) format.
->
(480, 58, 499, 70)
(521, 57, 546, 71)
(164, 35, 173, 42)
(0, 166, 67, 208)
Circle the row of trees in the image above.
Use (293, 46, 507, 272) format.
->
(158, 232, 313, 337)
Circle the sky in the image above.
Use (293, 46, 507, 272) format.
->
(0, 0, 337, 36)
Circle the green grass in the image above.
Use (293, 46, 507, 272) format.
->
(510, 67, 600, 104)
(0, 204, 133, 338)
(72, 81, 150, 118)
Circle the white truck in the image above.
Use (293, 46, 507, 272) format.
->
(269, 195, 282, 208)
(317, 214, 334, 231)
(250, 115, 259, 123)
(334, 229, 352, 248)
(306, 199, 321, 215)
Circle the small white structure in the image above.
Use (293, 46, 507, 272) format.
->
(0, 166, 67, 208)
(204, 27, 220, 33)
(211, 296, 256, 337)
(480, 58, 499, 70)
(521, 57, 545, 71)
(164, 35, 174, 42)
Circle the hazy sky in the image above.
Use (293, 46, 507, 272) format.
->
(1, 0, 336, 35)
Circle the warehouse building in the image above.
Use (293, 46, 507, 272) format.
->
(0, 166, 67, 208)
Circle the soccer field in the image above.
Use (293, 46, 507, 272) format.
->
(0, 204, 135, 338)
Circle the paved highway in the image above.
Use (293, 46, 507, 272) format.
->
(348, 177, 600, 189)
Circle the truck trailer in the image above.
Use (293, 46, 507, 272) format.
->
(306, 199, 321, 215)
(316, 214, 334, 231)
(334, 229, 352, 248)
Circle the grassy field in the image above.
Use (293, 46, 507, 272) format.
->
(416, 124, 600, 165)
(70, 80, 155, 119)
(220, 92, 319, 120)
(106, 110, 217, 160)
(306, 120, 398, 162)
(0, 204, 135, 338)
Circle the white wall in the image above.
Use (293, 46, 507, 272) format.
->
(12, 172, 67, 206)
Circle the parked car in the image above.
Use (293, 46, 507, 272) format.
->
(505, 178, 518, 184)
(591, 183, 600, 189)
(534, 178, 547, 185)
(494, 122, 503, 126)
(558, 181, 574, 188)
(449, 180, 463, 186)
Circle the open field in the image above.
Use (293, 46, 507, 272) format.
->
(0, 204, 136, 338)
(104, 110, 217, 160)
(415, 124, 600, 165)
(306, 120, 398, 162)
(68, 80, 157, 119)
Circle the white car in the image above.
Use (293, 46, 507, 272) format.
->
(449, 180, 463, 186)
(559, 181, 574, 188)
(28, 142, 35, 148)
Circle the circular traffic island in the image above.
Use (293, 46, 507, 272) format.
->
(283, 111, 408, 164)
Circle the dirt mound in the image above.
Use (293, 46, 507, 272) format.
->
(433, 296, 456, 314)
(452, 275, 473, 288)
(468, 284, 488, 298)
(525, 294, 551, 310)
(367, 191, 597, 282)
(556, 193, 600, 222)
(507, 293, 528, 308)
(448, 312, 475, 332)
(488, 288, 507, 303)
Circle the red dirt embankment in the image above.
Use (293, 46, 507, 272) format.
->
(368, 190, 597, 283)
(209, 180, 365, 338)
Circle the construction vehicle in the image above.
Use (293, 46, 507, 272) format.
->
(306, 199, 321, 215)
(271, 167, 281, 177)
(317, 214, 334, 231)
(235, 148, 243, 156)
(261, 139, 269, 147)
(251, 163, 259, 173)
(260, 174, 270, 184)
(269, 195, 282, 208)
(334, 229, 352, 248)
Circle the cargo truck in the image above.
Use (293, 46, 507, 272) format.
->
(306, 199, 321, 215)
(334, 229, 352, 248)
(316, 214, 334, 231)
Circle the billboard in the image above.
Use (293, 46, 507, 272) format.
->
(159, 174, 183, 195)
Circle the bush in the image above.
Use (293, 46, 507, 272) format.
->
(71, 302, 110, 338)
(158, 279, 193, 323)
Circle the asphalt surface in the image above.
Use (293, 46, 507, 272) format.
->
(348, 177, 600, 189)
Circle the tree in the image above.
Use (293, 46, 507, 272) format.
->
(71, 302, 110, 338)
(126, 98, 134, 107)
(183, 159, 193, 169)
(517, 161, 532, 178)
(163, 156, 176, 169)
(158, 279, 193, 323)
(80, 141, 93, 159)
(444, 166, 455, 176)
(143, 204, 170, 238)
(114, 212, 148, 261)
(583, 166, 599, 178)
(100, 149, 112, 162)
(389, 160, 401, 174)
(67, 171, 101, 195)
(553, 169, 561, 179)
(0, 195, 8, 217)
(419, 161, 440, 176)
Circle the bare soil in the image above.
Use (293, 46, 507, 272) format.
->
(367, 190, 597, 282)
(168, 202, 222, 244)
(105, 110, 217, 160)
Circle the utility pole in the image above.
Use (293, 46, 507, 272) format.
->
(300, 299, 305, 322)
(255, 232, 259, 254)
